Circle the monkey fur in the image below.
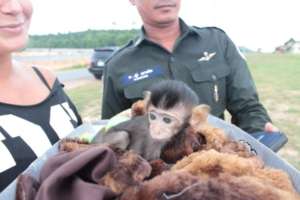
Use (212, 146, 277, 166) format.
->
(92, 80, 200, 161)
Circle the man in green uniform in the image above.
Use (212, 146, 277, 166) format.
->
(101, 0, 278, 133)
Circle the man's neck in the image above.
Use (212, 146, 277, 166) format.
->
(144, 19, 181, 52)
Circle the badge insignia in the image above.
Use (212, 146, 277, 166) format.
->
(198, 51, 216, 62)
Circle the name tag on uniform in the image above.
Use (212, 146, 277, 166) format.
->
(121, 66, 164, 86)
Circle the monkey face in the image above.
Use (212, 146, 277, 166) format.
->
(148, 105, 187, 140)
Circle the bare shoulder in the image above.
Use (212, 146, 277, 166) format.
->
(34, 67, 57, 88)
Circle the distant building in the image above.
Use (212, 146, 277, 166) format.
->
(275, 38, 300, 53)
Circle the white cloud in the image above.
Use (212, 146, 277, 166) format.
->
(29, 0, 300, 52)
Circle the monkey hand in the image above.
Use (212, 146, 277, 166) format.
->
(130, 90, 151, 117)
(131, 100, 146, 117)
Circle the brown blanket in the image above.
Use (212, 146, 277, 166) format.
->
(16, 147, 117, 200)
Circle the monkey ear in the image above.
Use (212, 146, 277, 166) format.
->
(189, 104, 211, 126)
(143, 91, 151, 108)
(196, 104, 211, 115)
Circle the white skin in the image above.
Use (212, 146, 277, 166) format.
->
(129, 0, 278, 133)
(0, 0, 31, 55)
(0, 0, 55, 106)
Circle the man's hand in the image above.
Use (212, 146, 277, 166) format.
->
(264, 122, 279, 133)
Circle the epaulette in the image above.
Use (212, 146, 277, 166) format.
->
(105, 40, 134, 64)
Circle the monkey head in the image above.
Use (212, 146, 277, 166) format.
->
(145, 80, 199, 140)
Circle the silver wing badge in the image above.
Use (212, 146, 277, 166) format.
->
(198, 51, 216, 62)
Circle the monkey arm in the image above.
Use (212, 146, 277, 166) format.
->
(93, 130, 130, 150)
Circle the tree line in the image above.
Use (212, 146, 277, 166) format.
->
(28, 29, 139, 48)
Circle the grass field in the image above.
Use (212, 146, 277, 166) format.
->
(66, 53, 300, 169)
(246, 53, 300, 168)
(66, 81, 102, 122)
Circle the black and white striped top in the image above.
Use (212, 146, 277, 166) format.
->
(0, 67, 82, 191)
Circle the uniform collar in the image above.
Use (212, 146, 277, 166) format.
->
(133, 28, 147, 47)
(133, 18, 199, 47)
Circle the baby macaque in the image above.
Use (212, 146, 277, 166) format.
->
(92, 80, 199, 160)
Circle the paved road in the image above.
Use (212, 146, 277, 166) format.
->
(56, 68, 94, 82)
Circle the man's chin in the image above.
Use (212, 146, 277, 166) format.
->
(155, 16, 178, 27)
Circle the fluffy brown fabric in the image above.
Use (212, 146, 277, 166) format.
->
(189, 105, 255, 158)
(100, 151, 152, 194)
(121, 171, 199, 200)
(121, 171, 299, 200)
(59, 138, 96, 152)
(172, 149, 296, 193)
(149, 159, 172, 178)
(172, 150, 263, 176)
(60, 139, 121, 155)
(160, 126, 205, 163)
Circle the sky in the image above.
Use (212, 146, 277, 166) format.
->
(29, 0, 300, 52)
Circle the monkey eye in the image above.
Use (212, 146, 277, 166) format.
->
(163, 117, 172, 124)
(149, 112, 156, 120)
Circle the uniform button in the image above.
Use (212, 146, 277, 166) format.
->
(170, 56, 175, 62)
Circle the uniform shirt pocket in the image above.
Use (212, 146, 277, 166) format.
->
(186, 61, 230, 116)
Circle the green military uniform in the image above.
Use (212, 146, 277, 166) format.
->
(101, 19, 271, 133)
